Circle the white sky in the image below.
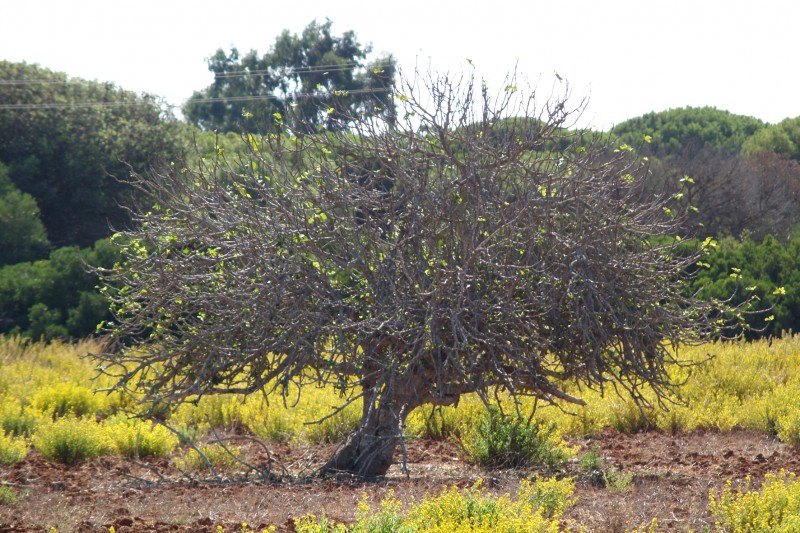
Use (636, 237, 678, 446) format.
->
(1, 0, 798, 129)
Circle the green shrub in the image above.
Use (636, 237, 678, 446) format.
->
(106, 416, 178, 459)
(709, 471, 800, 532)
(0, 485, 22, 505)
(603, 465, 634, 493)
(0, 404, 38, 437)
(408, 480, 565, 532)
(0, 431, 28, 465)
(33, 416, 110, 465)
(461, 407, 569, 469)
(607, 398, 655, 433)
(172, 395, 248, 433)
(578, 446, 604, 473)
(517, 476, 576, 519)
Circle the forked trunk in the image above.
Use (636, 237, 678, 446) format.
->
(320, 383, 416, 478)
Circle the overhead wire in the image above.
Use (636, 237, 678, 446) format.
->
(0, 87, 394, 111)
(0, 61, 394, 110)
(0, 61, 394, 85)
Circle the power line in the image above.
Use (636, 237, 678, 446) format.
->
(187, 87, 392, 104)
(212, 62, 393, 80)
(0, 62, 394, 87)
(0, 87, 394, 111)
(0, 100, 159, 111)
(0, 78, 80, 86)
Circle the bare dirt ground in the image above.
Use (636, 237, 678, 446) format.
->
(2, 428, 799, 532)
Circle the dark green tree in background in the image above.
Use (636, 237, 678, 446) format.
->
(0, 161, 50, 265)
(611, 106, 766, 157)
(0, 61, 184, 248)
(611, 107, 800, 240)
(742, 116, 800, 161)
(184, 19, 396, 134)
(0, 239, 120, 339)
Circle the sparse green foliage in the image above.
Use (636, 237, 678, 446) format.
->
(176, 442, 242, 473)
(0, 485, 22, 505)
(603, 465, 634, 493)
(578, 445, 604, 473)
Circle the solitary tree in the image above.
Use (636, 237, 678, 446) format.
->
(184, 19, 396, 135)
(96, 67, 733, 478)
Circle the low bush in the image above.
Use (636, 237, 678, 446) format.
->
(406, 397, 484, 441)
(0, 430, 28, 465)
(33, 416, 110, 465)
(461, 407, 570, 469)
(105, 416, 178, 459)
(32, 382, 100, 420)
(709, 470, 800, 532)
(0, 401, 37, 437)
(171, 385, 361, 446)
(0, 485, 22, 505)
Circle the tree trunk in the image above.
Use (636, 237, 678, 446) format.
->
(320, 382, 415, 478)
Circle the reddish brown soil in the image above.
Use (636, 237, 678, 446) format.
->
(1, 428, 799, 532)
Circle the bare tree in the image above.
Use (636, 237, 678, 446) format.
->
(645, 146, 800, 240)
(95, 67, 732, 478)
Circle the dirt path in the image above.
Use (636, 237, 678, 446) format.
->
(1, 429, 798, 532)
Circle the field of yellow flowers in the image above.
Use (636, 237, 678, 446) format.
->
(3, 335, 800, 531)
